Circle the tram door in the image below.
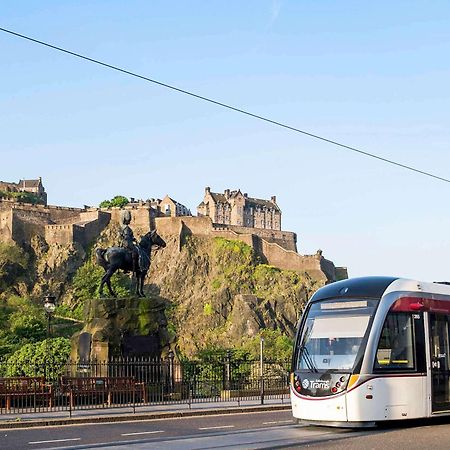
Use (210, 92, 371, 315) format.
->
(429, 313, 450, 413)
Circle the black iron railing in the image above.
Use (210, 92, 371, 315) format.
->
(0, 357, 290, 415)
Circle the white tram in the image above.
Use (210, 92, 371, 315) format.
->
(291, 276, 450, 426)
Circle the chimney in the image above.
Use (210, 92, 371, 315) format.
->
(271, 195, 277, 203)
(244, 193, 248, 198)
(224, 189, 230, 198)
(205, 187, 211, 194)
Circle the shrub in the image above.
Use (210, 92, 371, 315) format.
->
(6, 337, 71, 381)
(73, 260, 130, 300)
(99, 195, 129, 208)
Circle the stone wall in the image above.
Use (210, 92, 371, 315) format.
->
(45, 224, 74, 246)
(0, 199, 342, 283)
(260, 240, 331, 282)
(72, 211, 110, 248)
(45, 210, 110, 248)
(11, 208, 52, 244)
(101, 205, 152, 234)
(155, 215, 338, 282)
(214, 224, 297, 252)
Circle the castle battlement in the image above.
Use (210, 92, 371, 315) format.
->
(0, 189, 344, 282)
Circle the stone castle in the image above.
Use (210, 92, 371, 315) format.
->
(0, 179, 347, 283)
(0, 177, 47, 205)
(197, 187, 281, 230)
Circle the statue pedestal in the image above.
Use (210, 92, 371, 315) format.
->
(71, 295, 171, 365)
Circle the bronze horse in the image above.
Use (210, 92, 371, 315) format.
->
(96, 230, 166, 297)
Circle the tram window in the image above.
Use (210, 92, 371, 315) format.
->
(374, 313, 415, 370)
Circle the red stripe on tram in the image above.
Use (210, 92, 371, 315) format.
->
(390, 297, 450, 314)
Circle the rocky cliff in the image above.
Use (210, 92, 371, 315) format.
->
(1, 223, 325, 358)
(147, 234, 323, 356)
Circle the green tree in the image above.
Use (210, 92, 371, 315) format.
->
(0, 296, 46, 358)
(0, 190, 43, 205)
(9, 312, 47, 342)
(73, 260, 130, 301)
(6, 337, 71, 381)
(242, 329, 293, 361)
(99, 195, 129, 208)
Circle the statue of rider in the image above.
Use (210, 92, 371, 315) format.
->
(119, 210, 142, 273)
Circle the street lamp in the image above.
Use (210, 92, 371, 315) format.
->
(43, 294, 57, 337)
(260, 337, 265, 405)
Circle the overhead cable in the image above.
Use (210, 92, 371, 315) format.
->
(1, 26, 449, 184)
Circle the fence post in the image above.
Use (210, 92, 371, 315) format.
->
(69, 387, 72, 418)
(168, 351, 175, 396)
(225, 350, 231, 392)
(260, 337, 264, 405)
(188, 380, 192, 409)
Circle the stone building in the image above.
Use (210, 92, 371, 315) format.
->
(158, 195, 191, 217)
(0, 177, 47, 205)
(197, 187, 281, 230)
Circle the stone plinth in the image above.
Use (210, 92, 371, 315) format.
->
(71, 295, 171, 363)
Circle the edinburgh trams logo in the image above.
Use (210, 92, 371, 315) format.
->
(302, 378, 330, 390)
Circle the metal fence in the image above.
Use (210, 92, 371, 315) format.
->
(0, 357, 291, 416)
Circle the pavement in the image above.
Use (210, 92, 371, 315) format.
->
(0, 397, 291, 429)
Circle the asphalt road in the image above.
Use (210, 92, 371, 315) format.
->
(1, 410, 450, 450)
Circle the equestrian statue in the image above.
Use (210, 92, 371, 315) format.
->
(96, 210, 166, 297)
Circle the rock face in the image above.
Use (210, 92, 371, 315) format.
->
(70, 296, 172, 362)
(147, 235, 324, 357)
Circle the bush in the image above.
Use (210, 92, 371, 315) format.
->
(242, 329, 293, 361)
(0, 296, 47, 358)
(73, 260, 130, 300)
(6, 337, 71, 381)
(9, 312, 47, 342)
(0, 190, 44, 205)
(99, 195, 129, 208)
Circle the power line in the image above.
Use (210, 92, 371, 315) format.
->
(1, 25, 449, 184)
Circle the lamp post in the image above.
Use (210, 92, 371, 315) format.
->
(260, 337, 265, 405)
(43, 294, 56, 338)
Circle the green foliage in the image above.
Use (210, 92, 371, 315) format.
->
(0, 190, 44, 205)
(242, 329, 293, 361)
(99, 195, 129, 208)
(9, 312, 47, 342)
(6, 338, 71, 381)
(253, 264, 281, 281)
(55, 304, 84, 321)
(0, 296, 47, 357)
(214, 238, 253, 262)
(203, 303, 213, 316)
(212, 238, 255, 294)
(211, 278, 221, 290)
(211, 239, 307, 303)
(73, 260, 130, 301)
(0, 243, 29, 292)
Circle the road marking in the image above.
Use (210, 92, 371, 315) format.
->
(29, 438, 81, 445)
(263, 420, 292, 425)
(198, 425, 235, 430)
(121, 430, 165, 436)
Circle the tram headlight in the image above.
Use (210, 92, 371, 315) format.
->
(292, 373, 303, 392)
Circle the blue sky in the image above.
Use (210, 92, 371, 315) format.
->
(2, 1, 450, 281)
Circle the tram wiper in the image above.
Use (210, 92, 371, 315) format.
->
(299, 345, 318, 373)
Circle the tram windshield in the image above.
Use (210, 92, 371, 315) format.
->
(296, 298, 378, 372)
